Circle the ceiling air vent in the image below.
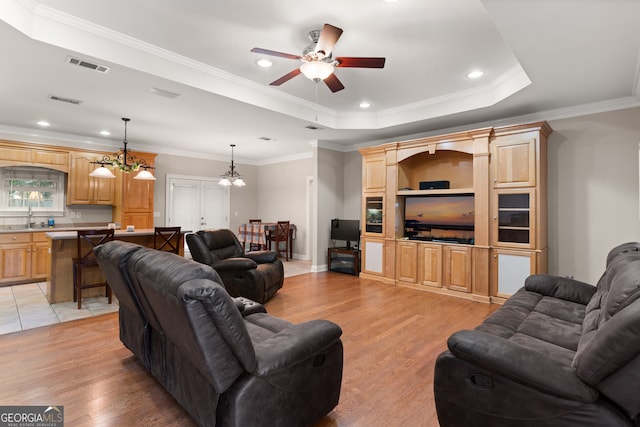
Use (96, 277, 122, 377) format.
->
(66, 56, 110, 73)
(48, 94, 82, 105)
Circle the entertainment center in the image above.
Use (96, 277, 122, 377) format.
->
(359, 121, 551, 303)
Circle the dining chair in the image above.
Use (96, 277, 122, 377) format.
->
(154, 226, 182, 254)
(268, 221, 290, 261)
(73, 228, 115, 309)
(248, 219, 262, 251)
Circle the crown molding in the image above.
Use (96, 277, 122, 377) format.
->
(3, 0, 531, 132)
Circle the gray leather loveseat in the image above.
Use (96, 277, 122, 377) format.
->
(434, 242, 640, 426)
(94, 240, 343, 427)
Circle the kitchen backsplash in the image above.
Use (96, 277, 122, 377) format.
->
(0, 205, 113, 228)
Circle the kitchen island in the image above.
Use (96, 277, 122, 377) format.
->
(46, 228, 188, 303)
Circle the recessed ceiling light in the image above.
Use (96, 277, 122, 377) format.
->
(467, 70, 484, 79)
(359, 102, 371, 109)
(37, 121, 50, 127)
(100, 130, 111, 136)
(256, 59, 273, 68)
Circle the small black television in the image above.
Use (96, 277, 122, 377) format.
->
(404, 194, 475, 244)
(330, 219, 360, 249)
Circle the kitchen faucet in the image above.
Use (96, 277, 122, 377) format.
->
(26, 206, 32, 229)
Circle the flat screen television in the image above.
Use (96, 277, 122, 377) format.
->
(330, 219, 360, 249)
(404, 194, 475, 244)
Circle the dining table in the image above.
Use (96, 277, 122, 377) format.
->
(238, 222, 296, 258)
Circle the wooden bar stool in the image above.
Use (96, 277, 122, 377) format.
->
(73, 229, 115, 309)
(154, 226, 182, 254)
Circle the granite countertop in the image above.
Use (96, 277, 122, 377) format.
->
(0, 223, 114, 234)
(46, 228, 157, 240)
(45, 228, 191, 240)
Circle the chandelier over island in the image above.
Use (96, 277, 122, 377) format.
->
(219, 144, 245, 187)
(89, 117, 156, 180)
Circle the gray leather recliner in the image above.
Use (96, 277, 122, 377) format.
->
(186, 229, 284, 303)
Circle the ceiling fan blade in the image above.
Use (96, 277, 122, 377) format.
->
(269, 68, 302, 86)
(251, 47, 301, 60)
(315, 24, 343, 57)
(323, 73, 345, 93)
(335, 57, 386, 68)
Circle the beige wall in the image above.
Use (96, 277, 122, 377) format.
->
(316, 147, 346, 267)
(153, 107, 640, 283)
(256, 155, 314, 259)
(153, 152, 259, 233)
(547, 107, 640, 283)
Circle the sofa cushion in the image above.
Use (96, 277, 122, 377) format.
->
(573, 251, 640, 384)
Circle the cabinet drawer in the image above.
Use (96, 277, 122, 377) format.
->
(0, 233, 31, 244)
(31, 232, 49, 243)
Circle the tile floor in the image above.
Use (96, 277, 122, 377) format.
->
(0, 258, 311, 336)
(0, 282, 118, 336)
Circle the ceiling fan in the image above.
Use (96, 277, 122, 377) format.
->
(251, 23, 386, 93)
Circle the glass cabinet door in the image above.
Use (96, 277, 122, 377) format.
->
(364, 195, 384, 234)
(493, 189, 535, 248)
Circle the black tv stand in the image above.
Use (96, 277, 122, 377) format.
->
(328, 247, 360, 276)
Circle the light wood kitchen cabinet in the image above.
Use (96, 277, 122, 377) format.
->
(396, 240, 417, 284)
(0, 140, 69, 172)
(67, 151, 116, 205)
(0, 232, 49, 284)
(491, 136, 536, 188)
(362, 152, 386, 192)
(112, 151, 157, 230)
(443, 245, 472, 293)
(31, 232, 49, 280)
(417, 243, 442, 287)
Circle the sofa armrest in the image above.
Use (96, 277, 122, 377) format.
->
(525, 274, 596, 305)
(244, 250, 278, 264)
(253, 320, 342, 376)
(212, 257, 257, 271)
(447, 329, 598, 402)
(233, 297, 267, 315)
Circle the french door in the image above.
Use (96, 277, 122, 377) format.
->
(166, 176, 228, 234)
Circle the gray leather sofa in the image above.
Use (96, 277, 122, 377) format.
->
(94, 240, 343, 427)
(186, 229, 284, 303)
(434, 242, 640, 426)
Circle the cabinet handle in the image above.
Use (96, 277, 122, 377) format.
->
(12, 236, 17, 240)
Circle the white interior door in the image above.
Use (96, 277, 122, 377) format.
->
(201, 183, 227, 229)
(167, 176, 228, 232)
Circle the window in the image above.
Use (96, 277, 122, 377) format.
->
(1, 167, 65, 213)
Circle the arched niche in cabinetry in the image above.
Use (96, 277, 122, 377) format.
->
(397, 148, 475, 193)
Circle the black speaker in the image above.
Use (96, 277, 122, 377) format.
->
(419, 180, 450, 190)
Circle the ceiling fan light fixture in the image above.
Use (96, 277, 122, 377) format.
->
(300, 61, 334, 81)
(256, 58, 273, 68)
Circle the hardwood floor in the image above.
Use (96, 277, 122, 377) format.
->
(0, 271, 499, 426)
